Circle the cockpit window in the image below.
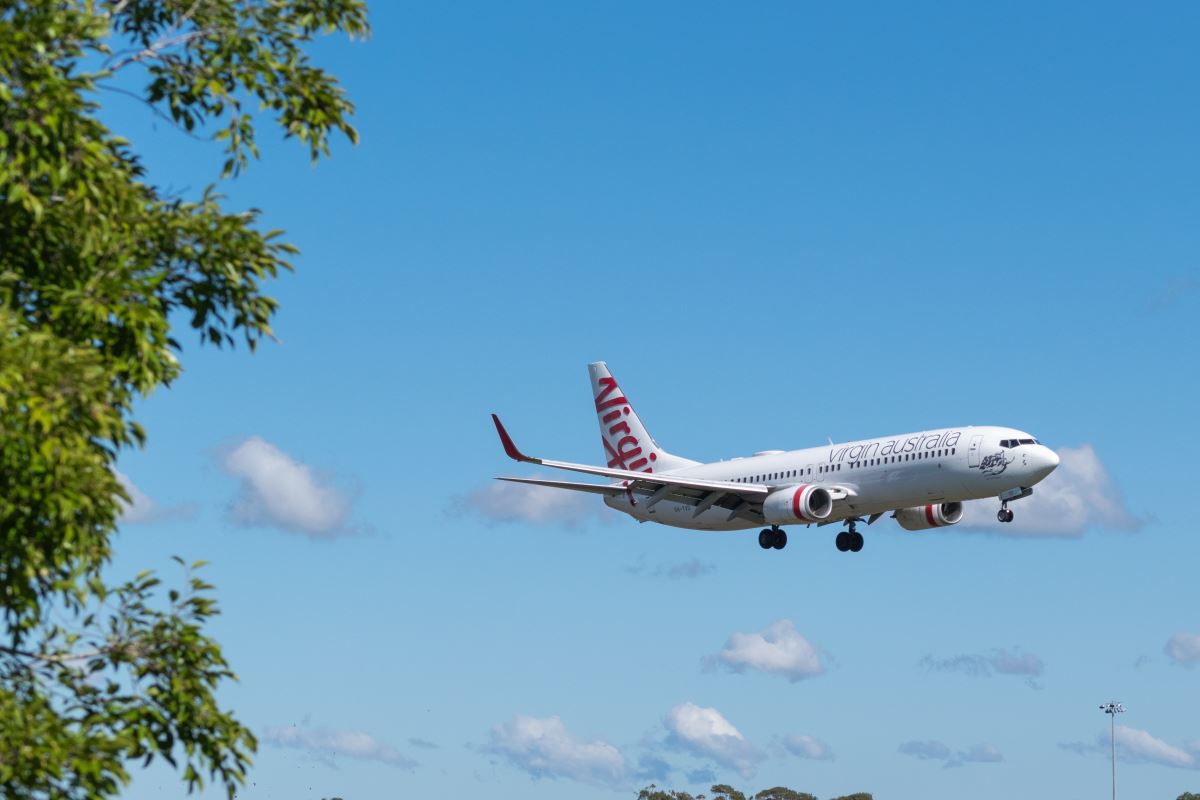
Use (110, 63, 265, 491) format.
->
(1001, 438, 1041, 448)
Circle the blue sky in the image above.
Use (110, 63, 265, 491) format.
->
(102, 3, 1200, 798)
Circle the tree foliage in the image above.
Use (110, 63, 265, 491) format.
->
(639, 786, 702, 800)
(711, 784, 746, 800)
(0, 1, 366, 797)
(639, 786, 854, 800)
(755, 788, 818, 800)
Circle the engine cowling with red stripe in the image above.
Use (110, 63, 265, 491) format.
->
(762, 484, 833, 525)
(894, 501, 964, 531)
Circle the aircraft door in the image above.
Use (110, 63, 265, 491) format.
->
(968, 434, 983, 467)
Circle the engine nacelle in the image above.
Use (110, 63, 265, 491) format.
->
(762, 484, 833, 525)
(894, 502, 964, 531)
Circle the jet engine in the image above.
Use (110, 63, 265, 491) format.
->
(762, 484, 833, 524)
(894, 501, 964, 531)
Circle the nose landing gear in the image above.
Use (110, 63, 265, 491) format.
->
(758, 526, 787, 550)
(835, 518, 864, 553)
(996, 486, 1032, 523)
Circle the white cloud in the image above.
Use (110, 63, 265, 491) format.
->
(115, 469, 157, 523)
(782, 734, 835, 761)
(899, 740, 953, 762)
(657, 558, 717, 579)
(221, 437, 350, 536)
(1061, 725, 1197, 769)
(664, 703, 763, 777)
(408, 737, 439, 750)
(486, 714, 626, 787)
(960, 445, 1142, 537)
(114, 469, 194, 525)
(625, 557, 717, 580)
(262, 723, 416, 769)
(1114, 726, 1196, 768)
(1146, 273, 1200, 311)
(899, 739, 1002, 768)
(1165, 632, 1200, 666)
(706, 619, 823, 682)
(921, 647, 1044, 687)
(961, 743, 1004, 763)
(450, 478, 605, 528)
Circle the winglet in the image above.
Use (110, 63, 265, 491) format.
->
(492, 414, 534, 462)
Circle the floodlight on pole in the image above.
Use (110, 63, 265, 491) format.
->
(1100, 702, 1126, 800)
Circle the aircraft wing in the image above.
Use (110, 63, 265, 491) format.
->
(496, 476, 625, 496)
(492, 414, 770, 521)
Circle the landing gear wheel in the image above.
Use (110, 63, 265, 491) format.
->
(758, 529, 773, 549)
(835, 532, 850, 552)
(997, 508, 1014, 523)
(849, 532, 864, 552)
(772, 530, 787, 550)
(1004, 509, 1014, 522)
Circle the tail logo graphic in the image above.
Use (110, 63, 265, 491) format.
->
(595, 377, 656, 473)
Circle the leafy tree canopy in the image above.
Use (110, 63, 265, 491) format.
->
(0, 1, 366, 797)
(755, 788, 819, 800)
(711, 784, 747, 800)
(638, 786, 702, 800)
(640, 785, 840, 800)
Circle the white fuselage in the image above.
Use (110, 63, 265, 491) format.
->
(603, 425, 1059, 531)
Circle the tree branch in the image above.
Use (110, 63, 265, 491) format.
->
(108, 28, 215, 72)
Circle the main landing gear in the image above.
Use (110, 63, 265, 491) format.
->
(835, 518, 864, 553)
(758, 526, 787, 550)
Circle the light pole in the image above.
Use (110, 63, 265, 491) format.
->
(1100, 702, 1126, 800)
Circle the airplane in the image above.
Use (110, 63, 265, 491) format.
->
(491, 362, 1060, 552)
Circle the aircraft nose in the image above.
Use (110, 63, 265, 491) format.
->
(1032, 446, 1060, 480)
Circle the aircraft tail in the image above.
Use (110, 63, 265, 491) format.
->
(587, 362, 699, 474)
